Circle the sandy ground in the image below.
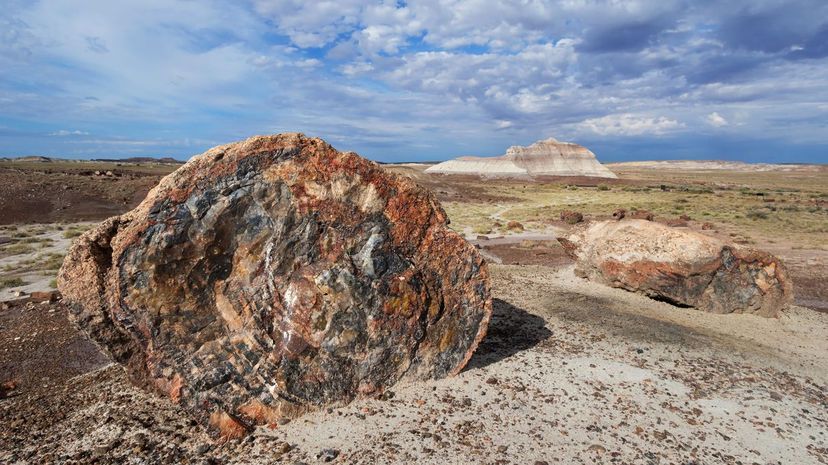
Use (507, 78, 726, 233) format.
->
(2, 264, 825, 464)
(0, 224, 90, 301)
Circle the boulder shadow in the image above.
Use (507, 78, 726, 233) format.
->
(465, 298, 552, 371)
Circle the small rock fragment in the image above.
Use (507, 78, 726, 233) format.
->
(317, 449, 340, 462)
(560, 210, 584, 225)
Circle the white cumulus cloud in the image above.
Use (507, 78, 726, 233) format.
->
(706, 111, 728, 127)
(49, 129, 89, 136)
(577, 114, 684, 136)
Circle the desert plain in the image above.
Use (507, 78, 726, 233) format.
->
(1, 157, 826, 464)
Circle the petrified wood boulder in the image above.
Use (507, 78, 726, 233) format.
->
(58, 133, 491, 437)
(558, 220, 791, 317)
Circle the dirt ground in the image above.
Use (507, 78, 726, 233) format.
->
(0, 159, 826, 464)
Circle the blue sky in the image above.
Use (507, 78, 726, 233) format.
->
(1, 0, 826, 163)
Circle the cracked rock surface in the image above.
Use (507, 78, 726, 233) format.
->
(57, 133, 491, 437)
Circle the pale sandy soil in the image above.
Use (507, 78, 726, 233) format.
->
(2, 264, 825, 464)
(0, 223, 93, 301)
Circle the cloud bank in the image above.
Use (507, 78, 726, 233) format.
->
(1, 0, 826, 162)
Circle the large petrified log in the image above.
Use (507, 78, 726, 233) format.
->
(58, 133, 491, 437)
(558, 220, 791, 317)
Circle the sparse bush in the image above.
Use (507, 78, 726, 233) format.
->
(63, 228, 84, 239)
(597, 184, 610, 191)
(0, 277, 26, 289)
(21, 237, 54, 246)
(49, 278, 58, 289)
(746, 209, 769, 220)
(41, 253, 65, 271)
(472, 225, 492, 235)
(1, 243, 34, 256)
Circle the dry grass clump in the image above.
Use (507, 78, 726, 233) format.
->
(0, 277, 26, 289)
(62, 224, 91, 239)
(0, 243, 35, 257)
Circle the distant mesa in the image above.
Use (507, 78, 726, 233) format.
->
(425, 137, 617, 179)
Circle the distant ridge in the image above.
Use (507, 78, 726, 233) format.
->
(607, 160, 826, 172)
(3, 156, 53, 162)
(92, 157, 184, 164)
(2, 155, 184, 164)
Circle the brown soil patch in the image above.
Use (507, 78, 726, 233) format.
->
(0, 162, 174, 224)
(479, 240, 573, 267)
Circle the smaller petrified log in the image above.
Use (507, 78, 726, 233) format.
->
(558, 220, 792, 317)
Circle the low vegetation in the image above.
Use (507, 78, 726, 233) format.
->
(0, 277, 26, 290)
(434, 167, 827, 248)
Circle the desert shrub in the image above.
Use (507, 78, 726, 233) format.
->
(472, 225, 492, 235)
(0, 277, 26, 289)
(63, 228, 84, 239)
(686, 187, 714, 194)
(41, 253, 65, 270)
(1, 243, 34, 256)
(49, 278, 58, 288)
(597, 185, 610, 191)
(746, 209, 769, 220)
(21, 237, 54, 246)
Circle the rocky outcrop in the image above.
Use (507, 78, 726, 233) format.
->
(425, 138, 617, 179)
(558, 220, 791, 317)
(58, 133, 491, 437)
